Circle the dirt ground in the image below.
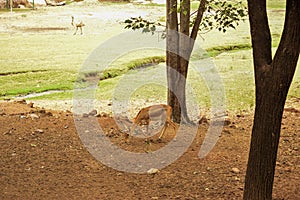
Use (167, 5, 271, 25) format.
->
(0, 99, 299, 200)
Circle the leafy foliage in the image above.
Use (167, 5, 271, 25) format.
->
(124, 0, 247, 35)
(124, 16, 163, 34)
(199, 0, 248, 33)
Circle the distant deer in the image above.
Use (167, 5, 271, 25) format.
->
(71, 16, 85, 35)
(129, 104, 177, 140)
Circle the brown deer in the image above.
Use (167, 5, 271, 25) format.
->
(130, 104, 177, 140)
(71, 16, 85, 35)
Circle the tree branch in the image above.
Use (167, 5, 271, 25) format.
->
(272, 0, 300, 86)
(248, 0, 272, 68)
(190, 0, 207, 41)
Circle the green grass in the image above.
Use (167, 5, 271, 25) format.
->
(0, 1, 299, 113)
(0, 70, 77, 97)
(0, 8, 32, 13)
(100, 56, 166, 80)
(140, 0, 285, 10)
(267, 0, 286, 9)
(206, 44, 252, 57)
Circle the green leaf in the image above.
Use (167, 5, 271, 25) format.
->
(124, 19, 132, 23)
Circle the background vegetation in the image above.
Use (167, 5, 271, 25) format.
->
(0, 0, 299, 113)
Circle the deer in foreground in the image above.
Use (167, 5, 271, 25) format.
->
(71, 16, 85, 35)
(129, 104, 177, 141)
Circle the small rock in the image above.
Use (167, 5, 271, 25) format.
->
(276, 161, 281, 166)
(224, 117, 231, 126)
(199, 116, 208, 124)
(25, 167, 31, 171)
(18, 4, 25, 8)
(147, 168, 159, 174)
(3, 130, 13, 135)
(100, 112, 109, 117)
(30, 143, 37, 147)
(15, 99, 26, 104)
(35, 129, 44, 133)
(82, 113, 89, 118)
(206, 167, 212, 171)
(46, 112, 53, 116)
(29, 113, 39, 120)
(28, 102, 34, 108)
(229, 124, 238, 129)
(231, 167, 240, 174)
(38, 109, 46, 114)
(94, 113, 101, 117)
(89, 109, 97, 116)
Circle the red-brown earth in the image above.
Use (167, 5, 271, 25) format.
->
(0, 99, 299, 199)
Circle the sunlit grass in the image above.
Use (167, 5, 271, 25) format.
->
(0, 1, 298, 112)
(267, 0, 286, 9)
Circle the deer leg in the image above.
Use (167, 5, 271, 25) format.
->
(80, 27, 83, 35)
(125, 123, 136, 143)
(158, 121, 176, 139)
(73, 27, 78, 35)
(168, 121, 177, 131)
(145, 124, 149, 137)
(158, 122, 168, 139)
(130, 123, 137, 136)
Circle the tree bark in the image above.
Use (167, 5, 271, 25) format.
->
(166, 0, 179, 122)
(176, 0, 191, 123)
(190, 0, 207, 42)
(243, 0, 300, 199)
(167, 0, 195, 123)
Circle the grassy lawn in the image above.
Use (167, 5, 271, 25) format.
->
(0, 1, 299, 113)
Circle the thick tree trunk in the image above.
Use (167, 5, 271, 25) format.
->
(243, 0, 300, 199)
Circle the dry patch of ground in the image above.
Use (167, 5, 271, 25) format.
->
(0, 100, 299, 199)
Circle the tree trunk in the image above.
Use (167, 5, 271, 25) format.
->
(166, 0, 193, 123)
(243, 0, 300, 199)
(166, 0, 180, 122)
(176, 0, 191, 123)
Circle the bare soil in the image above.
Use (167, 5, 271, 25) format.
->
(0, 99, 299, 200)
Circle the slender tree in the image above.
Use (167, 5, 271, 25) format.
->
(125, 0, 247, 123)
(243, 0, 300, 199)
(166, 0, 207, 123)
